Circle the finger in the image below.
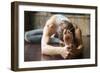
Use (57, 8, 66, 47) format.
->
(67, 30, 72, 34)
(63, 29, 67, 41)
(63, 29, 67, 35)
(67, 30, 70, 33)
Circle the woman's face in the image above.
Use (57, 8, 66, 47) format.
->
(57, 23, 68, 41)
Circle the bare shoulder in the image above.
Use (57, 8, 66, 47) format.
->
(43, 21, 56, 36)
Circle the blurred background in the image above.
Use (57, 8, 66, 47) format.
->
(24, 11, 90, 36)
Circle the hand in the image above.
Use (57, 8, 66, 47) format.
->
(59, 46, 70, 59)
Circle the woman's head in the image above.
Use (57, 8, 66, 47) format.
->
(57, 20, 75, 42)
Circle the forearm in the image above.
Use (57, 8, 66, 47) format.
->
(41, 33, 65, 56)
(41, 44, 63, 56)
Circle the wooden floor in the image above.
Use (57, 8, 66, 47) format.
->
(24, 43, 41, 61)
(24, 36, 90, 62)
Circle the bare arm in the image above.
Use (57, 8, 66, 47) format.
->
(41, 23, 69, 59)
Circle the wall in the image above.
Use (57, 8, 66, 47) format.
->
(0, 0, 100, 73)
(25, 12, 90, 35)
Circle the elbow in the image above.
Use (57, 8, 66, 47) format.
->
(41, 44, 46, 55)
(41, 43, 49, 55)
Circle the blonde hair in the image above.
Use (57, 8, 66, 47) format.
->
(54, 14, 70, 25)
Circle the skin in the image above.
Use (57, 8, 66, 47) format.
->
(41, 15, 83, 59)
